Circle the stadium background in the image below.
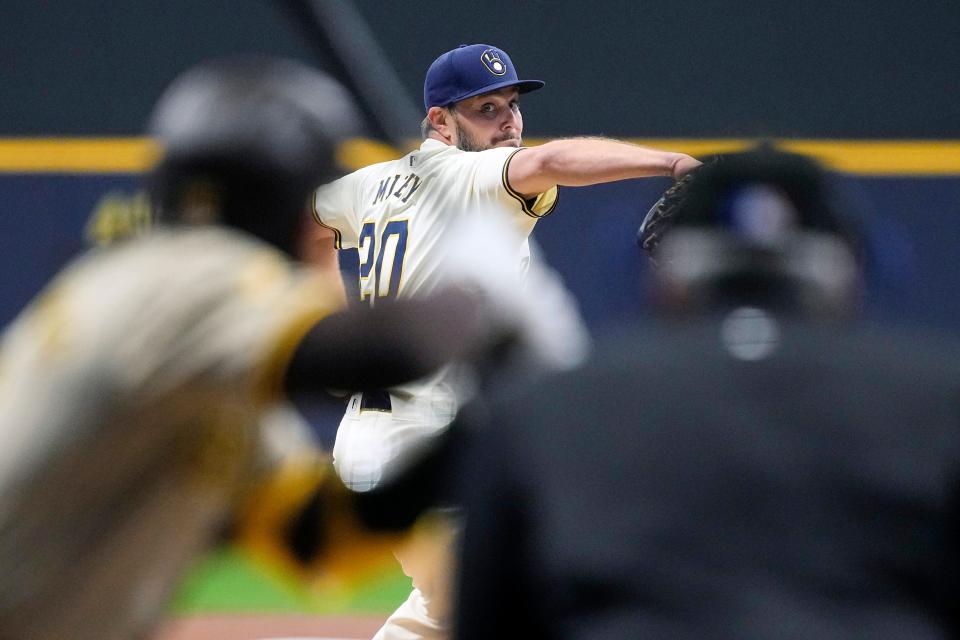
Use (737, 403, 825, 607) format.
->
(2, 0, 959, 635)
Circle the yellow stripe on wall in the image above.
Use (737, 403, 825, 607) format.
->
(0, 138, 161, 173)
(775, 140, 960, 176)
(614, 139, 960, 176)
(1, 137, 959, 176)
(528, 138, 960, 176)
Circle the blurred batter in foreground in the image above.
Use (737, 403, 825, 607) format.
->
(0, 55, 577, 640)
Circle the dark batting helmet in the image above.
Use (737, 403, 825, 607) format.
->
(148, 55, 362, 254)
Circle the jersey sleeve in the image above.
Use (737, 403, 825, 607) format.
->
(312, 172, 364, 250)
(469, 147, 559, 220)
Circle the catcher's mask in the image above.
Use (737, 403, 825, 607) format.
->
(148, 55, 362, 254)
(643, 146, 863, 317)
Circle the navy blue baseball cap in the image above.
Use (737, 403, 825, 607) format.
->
(423, 44, 544, 111)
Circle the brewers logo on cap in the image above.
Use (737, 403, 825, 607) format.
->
(423, 44, 544, 110)
(481, 49, 507, 76)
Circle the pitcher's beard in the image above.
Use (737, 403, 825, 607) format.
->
(454, 121, 520, 152)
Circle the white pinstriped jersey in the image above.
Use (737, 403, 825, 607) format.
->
(0, 227, 342, 501)
(312, 138, 558, 488)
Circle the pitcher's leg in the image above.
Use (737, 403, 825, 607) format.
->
(372, 513, 459, 640)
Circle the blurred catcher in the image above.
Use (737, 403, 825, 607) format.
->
(0, 55, 582, 640)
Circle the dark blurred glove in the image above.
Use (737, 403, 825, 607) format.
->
(638, 165, 706, 259)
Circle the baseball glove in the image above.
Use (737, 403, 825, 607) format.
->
(637, 160, 713, 259)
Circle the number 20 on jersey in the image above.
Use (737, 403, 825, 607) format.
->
(358, 219, 409, 302)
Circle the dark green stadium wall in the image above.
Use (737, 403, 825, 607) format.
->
(354, 0, 960, 139)
(2, 1, 958, 137)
